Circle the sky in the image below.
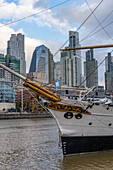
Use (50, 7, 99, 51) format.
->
(0, 0, 113, 85)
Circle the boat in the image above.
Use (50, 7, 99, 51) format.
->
(45, 93, 113, 155)
(0, 44, 113, 156)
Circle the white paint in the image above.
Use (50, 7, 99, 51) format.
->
(48, 98, 113, 137)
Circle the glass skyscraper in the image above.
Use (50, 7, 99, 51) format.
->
(0, 54, 20, 105)
(0, 54, 5, 80)
(0, 82, 16, 103)
(6, 55, 20, 82)
(29, 45, 54, 83)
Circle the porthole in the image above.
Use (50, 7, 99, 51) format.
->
(75, 113, 82, 119)
(64, 112, 73, 119)
(109, 123, 112, 126)
(89, 122, 92, 125)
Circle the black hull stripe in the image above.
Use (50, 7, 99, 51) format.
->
(61, 136, 113, 155)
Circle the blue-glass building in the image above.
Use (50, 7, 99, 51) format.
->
(29, 45, 54, 83)
(0, 54, 20, 106)
(0, 81, 16, 103)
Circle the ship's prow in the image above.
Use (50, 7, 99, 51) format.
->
(47, 96, 113, 155)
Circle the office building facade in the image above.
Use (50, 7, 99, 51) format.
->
(84, 49, 98, 88)
(60, 31, 82, 87)
(105, 52, 113, 92)
(54, 61, 61, 80)
(0, 54, 5, 80)
(0, 81, 16, 103)
(7, 33, 26, 76)
(28, 45, 54, 83)
(0, 54, 20, 109)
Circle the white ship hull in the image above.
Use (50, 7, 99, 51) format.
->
(46, 99, 113, 155)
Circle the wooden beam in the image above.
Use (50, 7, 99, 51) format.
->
(60, 44, 113, 51)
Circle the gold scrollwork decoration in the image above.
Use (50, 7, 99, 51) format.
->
(45, 102, 90, 115)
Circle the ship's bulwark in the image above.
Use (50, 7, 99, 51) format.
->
(45, 102, 90, 114)
(62, 136, 113, 155)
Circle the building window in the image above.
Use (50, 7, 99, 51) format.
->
(42, 50, 45, 53)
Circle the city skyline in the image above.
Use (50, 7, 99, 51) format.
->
(0, 31, 112, 88)
(0, 1, 113, 86)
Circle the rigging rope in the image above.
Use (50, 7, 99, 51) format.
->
(85, 0, 113, 41)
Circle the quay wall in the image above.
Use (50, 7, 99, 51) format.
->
(0, 112, 52, 119)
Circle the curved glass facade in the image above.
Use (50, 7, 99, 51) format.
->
(29, 45, 54, 83)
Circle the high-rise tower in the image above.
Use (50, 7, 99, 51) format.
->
(84, 49, 98, 88)
(61, 31, 82, 87)
(7, 33, 26, 76)
(28, 45, 54, 83)
(105, 52, 113, 92)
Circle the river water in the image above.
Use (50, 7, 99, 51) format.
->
(0, 118, 113, 170)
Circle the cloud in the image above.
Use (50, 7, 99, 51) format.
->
(33, 10, 73, 35)
(1, 0, 113, 40)
(0, 0, 74, 35)
(33, 0, 48, 9)
(0, 2, 17, 19)
(0, 24, 15, 53)
(19, 0, 35, 5)
(55, 0, 113, 43)
(0, 0, 71, 34)
(55, 1, 90, 26)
